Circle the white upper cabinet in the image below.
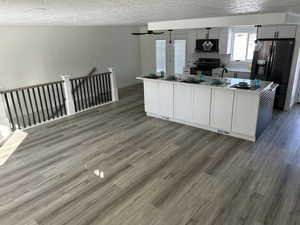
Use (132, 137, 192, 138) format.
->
(210, 88, 235, 132)
(277, 25, 297, 39)
(257, 26, 277, 39)
(257, 25, 296, 39)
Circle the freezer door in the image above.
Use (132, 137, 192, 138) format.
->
(267, 39, 295, 84)
(268, 39, 295, 109)
(251, 40, 274, 80)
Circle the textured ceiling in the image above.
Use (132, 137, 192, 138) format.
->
(0, 0, 300, 25)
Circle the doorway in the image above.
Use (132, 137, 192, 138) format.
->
(155, 38, 187, 75)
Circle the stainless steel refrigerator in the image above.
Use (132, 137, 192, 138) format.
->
(251, 39, 295, 110)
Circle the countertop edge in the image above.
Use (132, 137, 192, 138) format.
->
(136, 77, 273, 94)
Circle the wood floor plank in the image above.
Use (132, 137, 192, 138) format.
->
(0, 84, 299, 225)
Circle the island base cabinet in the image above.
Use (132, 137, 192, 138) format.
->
(144, 80, 159, 115)
(140, 77, 274, 142)
(159, 82, 174, 118)
(143, 80, 173, 119)
(192, 86, 211, 127)
(232, 92, 259, 138)
(210, 88, 234, 133)
(174, 84, 211, 127)
(174, 83, 193, 122)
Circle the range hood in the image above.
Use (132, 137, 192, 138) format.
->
(196, 28, 219, 52)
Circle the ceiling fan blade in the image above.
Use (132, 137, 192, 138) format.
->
(131, 32, 148, 35)
(152, 32, 165, 35)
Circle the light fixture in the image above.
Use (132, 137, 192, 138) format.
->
(202, 28, 214, 51)
(168, 29, 173, 44)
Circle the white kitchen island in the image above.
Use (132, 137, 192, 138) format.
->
(137, 76, 277, 142)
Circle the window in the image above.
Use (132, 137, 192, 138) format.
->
(155, 40, 166, 73)
(232, 29, 256, 61)
(174, 40, 187, 75)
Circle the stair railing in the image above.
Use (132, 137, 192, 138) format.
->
(0, 67, 118, 134)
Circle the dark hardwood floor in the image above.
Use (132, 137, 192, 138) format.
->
(0, 84, 300, 225)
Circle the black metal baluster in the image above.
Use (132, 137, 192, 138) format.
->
(86, 77, 91, 107)
(21, 90, 31, 126)
(42, 86, 50, 120)
(60, 82, 67, 115)
(16, 91, 26, 128)
(32, 88, 41, 123)
(93, 75, 99, 105)
(37, 87, 46, 121)
(72, 80, 81, 112)
(104, 73, 110, 101)
(105, 74, 109, 102)
(10, 92, 20, 129)
(89, 76, 94, 106)
(70, 80, 78, 112)
(27, 89, 36, 125)
(51, 84, 59, 118)
(79, 79, 85, 110)
(4, 93, 15, 130)
(97, 75, 103, 104)
(84, 78, 89, 108)
(102, 74, 108, 102)
(74, 80, 81, 111)
(47, 85, 54, 118)
(107, 73, 112, 101)
(55, 83, 63, 116)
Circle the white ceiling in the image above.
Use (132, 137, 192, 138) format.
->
(0, 0, 300, 26)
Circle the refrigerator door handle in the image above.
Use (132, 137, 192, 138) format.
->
(268, 43, 276, 80)
(264, 45, 273, 79)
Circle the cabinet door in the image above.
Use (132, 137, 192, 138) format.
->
(144, 80, 159, 115)
(257, 26, 277, 39)
(232, 91, 259, 137)
(174, 83, 193, 122)
(158, 82, 173, 118)
(192, 86, 211, 127)
(277, 25, 296, 38)
(210, 88, 234, 132)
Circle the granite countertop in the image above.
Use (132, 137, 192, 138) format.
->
(137, 76, 273, 94)
(226, 67, 251, 73)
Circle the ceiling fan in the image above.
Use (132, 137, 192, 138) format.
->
(131, 30, 165, 36)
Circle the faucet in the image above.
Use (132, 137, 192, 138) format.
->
(220, 67, 228, 78)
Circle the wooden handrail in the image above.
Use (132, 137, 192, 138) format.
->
(70, 72, 111, 81)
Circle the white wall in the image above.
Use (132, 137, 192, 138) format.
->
(139, 26, 155, 75)
(0, 26, 141, 90)
(286, 25, 300, 110)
